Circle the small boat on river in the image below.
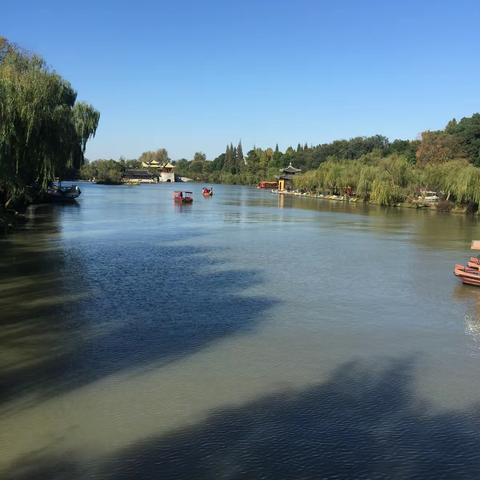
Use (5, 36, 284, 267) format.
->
(202, 187, 213, 197)
(454, 241, 480, 286)
(257, 181, 278, 189)
(47, 183, 81, 202)
(173, 191, 193, 204)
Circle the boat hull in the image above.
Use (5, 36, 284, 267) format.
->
(454, 264, 480, 286)
(47, 185, 81, 202)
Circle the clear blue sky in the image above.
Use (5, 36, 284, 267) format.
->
(3, 0, 480, 160)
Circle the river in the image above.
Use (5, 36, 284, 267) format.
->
(1, 182, 480, 479)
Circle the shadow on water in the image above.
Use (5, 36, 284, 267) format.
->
(0, 209, 277, 410)
(5, 357, 480, 479)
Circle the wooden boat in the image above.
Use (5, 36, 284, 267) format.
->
(454, 242, 480, 286)
(257, 181, 278, 189)
(47, 183, 81, 202)
(173, 191, 193, 203)
(202, 187, 213, 197)
(454, 264, 480, 286)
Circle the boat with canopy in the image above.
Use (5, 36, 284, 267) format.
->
(173, 191, 193, 204)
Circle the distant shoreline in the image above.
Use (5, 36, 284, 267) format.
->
(273, 189, 475, 215)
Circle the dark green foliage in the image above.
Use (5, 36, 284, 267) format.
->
(0, 37, 99, 209)
(444, 114, 480, 166)
(79, 159, 122, 184)
(138, 148, 169, 167)
(387, 139, 419, 163)
(237, 141, 244, 167)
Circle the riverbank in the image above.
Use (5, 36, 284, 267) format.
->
(274, 189, 476, 214)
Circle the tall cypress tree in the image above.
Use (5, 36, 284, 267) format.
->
(237, 140, 244, 166)
(224, 144, 232, 172)
(230, 143, 237, 174)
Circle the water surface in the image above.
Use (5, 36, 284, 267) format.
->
(1, 183, 480, 479)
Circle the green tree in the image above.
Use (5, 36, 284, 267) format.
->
(138, 148, 169, 166)
(0, 37, 99, 209)
(193, 152, 206, 163)
(237, 141, 244, 166)
(416, 131, 465, 166)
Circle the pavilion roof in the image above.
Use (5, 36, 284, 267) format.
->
(280, 162, 302, 174)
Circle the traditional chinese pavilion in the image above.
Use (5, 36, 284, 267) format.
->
(277, 163, 302, 191)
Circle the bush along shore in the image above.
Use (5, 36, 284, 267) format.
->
(0, 37, 99, 231)
(291, 153, 480, 213)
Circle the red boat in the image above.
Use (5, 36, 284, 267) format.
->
(454, 264, 480, 286)
(173, 191, 193, 203)
(467, 260, 480, 269)
(257, 181, 278, 189)
(454, 242, 480, 286)
(202, 187, 213, 197)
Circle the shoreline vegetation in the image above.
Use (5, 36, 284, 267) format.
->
(0, 37, 99, 231)
(171, 114, 480, 214)
(83, 113, 480, 215)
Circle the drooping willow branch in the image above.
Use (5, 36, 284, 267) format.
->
(0, 37, 99, 207)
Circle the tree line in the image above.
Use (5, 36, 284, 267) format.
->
(0, 37, 99, 221)
(171, 114, 480, 209)
(82, 112, 480, 210)
(290, 115, 480, 208)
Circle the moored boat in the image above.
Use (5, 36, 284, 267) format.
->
(257, 181, 278, 189)
(454, 242, 480, 286)
(47, 183, 81, 202)
(202, 187, 213, 196)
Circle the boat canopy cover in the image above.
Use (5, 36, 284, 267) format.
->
(471, 240, 480, 250)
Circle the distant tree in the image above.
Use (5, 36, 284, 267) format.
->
(416, 131, 466, 166)
(272, 144, 282, 167)
(445, 118, 458, 134)
(231, 143, 238, 174)
(193, 152, 206, 163)
(190, 152, 207, 174)
(138, 148, 169, 166)
(211, 152, 225, 171)
(446, 114, 480, 166)
(387, 139, 419, 163)
(224, 144, 233, 173)
(80, 159, 122, 184)
(237, 141, 245, 166)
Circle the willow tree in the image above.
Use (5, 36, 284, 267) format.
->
(0, 37, 99, 208)
(357, 165, 378, 200)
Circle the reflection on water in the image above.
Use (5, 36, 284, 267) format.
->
(1, 183, 480, 478)
(452, 284, 480, 348)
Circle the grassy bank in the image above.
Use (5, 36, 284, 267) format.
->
(291, 153, 480, 212)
